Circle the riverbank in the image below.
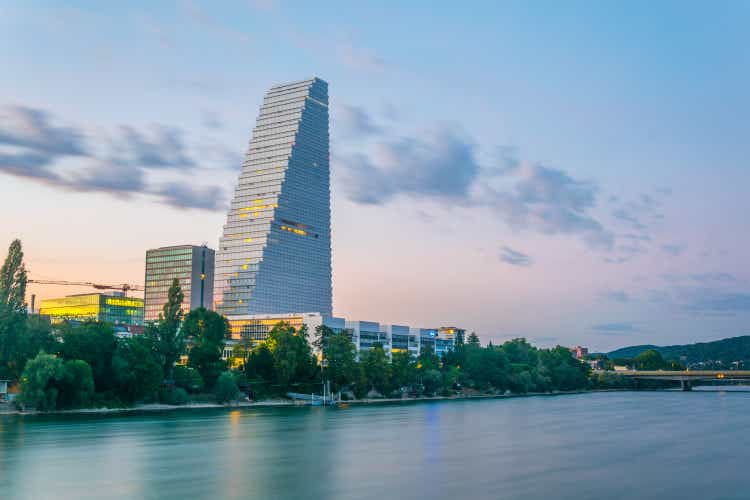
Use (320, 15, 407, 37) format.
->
(0, 389, 624, 416)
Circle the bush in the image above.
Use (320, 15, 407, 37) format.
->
(215, 372, 240, 404)
(160, 387, 189, 405)
(173, 365, 204, 393)
(17, 353, 95, 411)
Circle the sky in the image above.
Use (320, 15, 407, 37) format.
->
(1, 0, 749, 351)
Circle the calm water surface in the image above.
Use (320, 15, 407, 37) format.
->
(1, 391, 749, 499)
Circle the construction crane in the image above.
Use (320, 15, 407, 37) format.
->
(28, 279, 145, 293)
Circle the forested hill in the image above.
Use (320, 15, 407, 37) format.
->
(608, 336, 750, 366)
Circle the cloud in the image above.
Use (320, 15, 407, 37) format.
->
(182, 0, 252, 45)
(110, 125, 195, 169)
(685, 291, 750, 314)
(661, 244, 684, 256)
(202, 110, 223, 130)
(611, 208, 645, 231)
(0, 151, 60, 182)
(0, 105, 87, 156)
(483, 162, 614, 250)
(499, 246, 532, 267)
(337, 43, 389, 72)
(153, 182, 226, 211)
(338, 130, 613, 250)
(339, 125, 479, 205)
(68, 161, 146, 196)
(591, 322, 639, 334)
(0, 103, 229, 211)
(601, 290, 629, 303)
(335, 104, 381, 139)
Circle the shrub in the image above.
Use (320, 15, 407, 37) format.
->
(215, 372, 240, 404)
(160, 386, 189, 405)
(173, 365, 204, 393)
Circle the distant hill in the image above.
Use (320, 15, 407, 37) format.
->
(608, 336, 750, 366)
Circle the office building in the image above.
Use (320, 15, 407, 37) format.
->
(144, 244, 215, 321)
(214, 77, 332, 316)
(39, 292, 144, 326)
(223, 312, 462, 360)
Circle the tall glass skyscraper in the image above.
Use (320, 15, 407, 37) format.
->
(214, 77, 332, 316)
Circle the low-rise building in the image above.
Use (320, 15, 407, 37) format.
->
(224, 313, 463, 361)
(39, 292, 144, 326)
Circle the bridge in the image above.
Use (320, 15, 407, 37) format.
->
(604, 370, 750, 390)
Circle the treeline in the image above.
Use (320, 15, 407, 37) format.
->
(608, 336, 750, 369)
(0, 239, 598, 412)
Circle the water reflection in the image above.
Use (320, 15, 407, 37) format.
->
(1, 392, 750, 499)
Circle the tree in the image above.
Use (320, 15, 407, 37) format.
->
(17, 352, 64, 411)
(634, 349, 667, 371)
(0, 239, 28, 380)
(361, 343, 391, 395)
(467, 332, 481, 347)
(215, 371, 240, 404)
(145, 278, 185, 382)
(313, 324, 336, 352)
(58, 321, 118, 392)
(266, 322, 313, 390)
(17, 352, 95, 411)
(184, 308, 228, 389)
(113, 336, 163, 403)
(390, 351, 417, 391)
(246, 344, 276, 382)
(322, 332, 358, 393)
(56, 359, 95, 409)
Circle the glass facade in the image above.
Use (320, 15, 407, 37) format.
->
(215, 78, 332, 316)
(39, 293, 144, 325)
(144, 245, 215, 322)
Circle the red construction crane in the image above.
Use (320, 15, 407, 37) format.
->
(28, 279, 145, 293)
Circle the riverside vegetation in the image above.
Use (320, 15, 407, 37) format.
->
(0, 239, 655, 413)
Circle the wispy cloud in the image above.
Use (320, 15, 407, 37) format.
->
(591, 322, 640, 335)
(499, 246, 533, 267)
(601, 290, 629, 303)
(661, 244, 684, 256)
(335, 104, 382, 139)
(336, 42, 389, 72)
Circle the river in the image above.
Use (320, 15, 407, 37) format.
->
(1, 390, 748, 499)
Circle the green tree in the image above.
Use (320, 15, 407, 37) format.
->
(322, 332, 358, 393)
(390, 351, 417, 391)
(184, 308, 228, 389)
(634, 349, 667, 370)
(421, 369, 442, 396)
(17, 353, 95, 411)
(313, 324, 336, 352)
(17, 352, 64, 411)
(56, 359, 95, 409)
(538, 346, 590, 391)
(266, 322, 313, 390)
(361, 343, 391, 395)
(58, 321, 118, 392)
(145, 278, 185, 382)
(466, 332, 481, 347)
(113, 336, 163, 403)
(246, 344, 276, 382)
(173, 365, 204, 393)
(0, 239, 28, 380)
(215, 371, 240, 404)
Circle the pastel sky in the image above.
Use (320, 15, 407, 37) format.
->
(2, 0, 749, 351)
